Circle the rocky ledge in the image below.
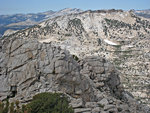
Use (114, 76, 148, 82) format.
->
(0, 37, 149, 113)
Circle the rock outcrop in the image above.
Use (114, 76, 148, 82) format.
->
(0, 36, 149, 112)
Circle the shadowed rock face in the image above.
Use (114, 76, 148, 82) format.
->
(0, 37, 149, 113)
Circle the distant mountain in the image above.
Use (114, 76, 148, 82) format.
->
(135, 9, 150, 18)
(0, 8, 82, 37)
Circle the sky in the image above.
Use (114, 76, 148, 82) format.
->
(0, 0, 150, 15)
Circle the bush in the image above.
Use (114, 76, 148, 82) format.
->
(1, 99, 9, 113)
(26, 92, 74, 113)
(64, 34, 72, 36)
(0, 99, 22, 113)
(0, 93, 73, 113)
(72, 55, 79, 61)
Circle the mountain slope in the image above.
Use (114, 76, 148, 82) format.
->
(3, 9, 150, 106)
(0, 8, 82, 37)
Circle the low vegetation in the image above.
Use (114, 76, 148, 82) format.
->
(0, 92, 74, 113)
(72, 55, 79, 61)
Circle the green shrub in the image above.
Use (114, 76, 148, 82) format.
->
(0, 101, 4, 113)
(9, 102, 15, 113)
(64, 34, 72, 36)
(98, 103, 105, 108)
(72, 55, 79, 61)
(0, 93, 73, 113)
(26, 92, 74, 113)
(1, 99, 9, 113)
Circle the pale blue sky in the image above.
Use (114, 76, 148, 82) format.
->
(0, 0, 150, 15)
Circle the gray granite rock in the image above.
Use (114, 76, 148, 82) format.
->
(74, 108, 91, 113)
(71, 98, 84, 108)
(98, 98, 109, 106)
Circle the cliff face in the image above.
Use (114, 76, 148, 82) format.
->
(0, 36, 95, 102)
(0, 36, 149, 113)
